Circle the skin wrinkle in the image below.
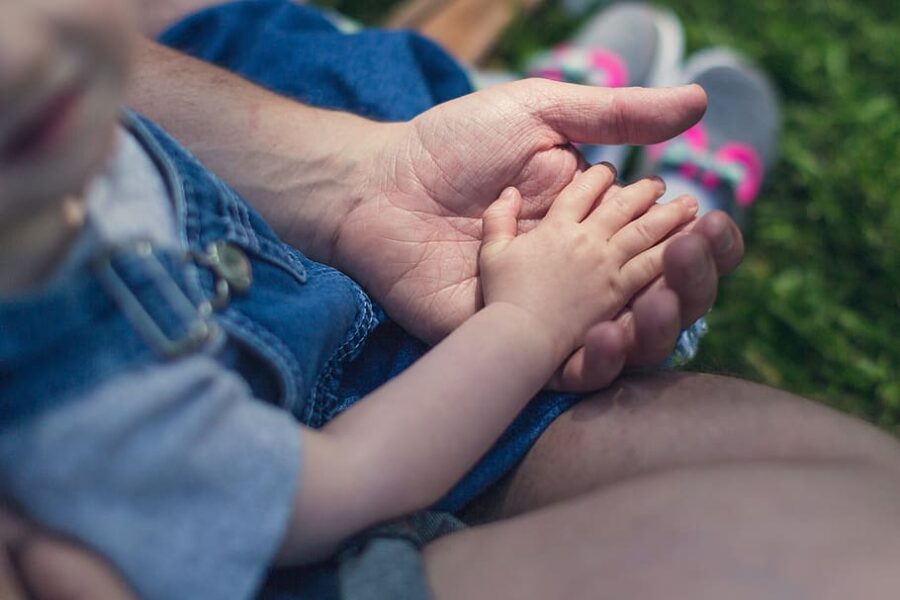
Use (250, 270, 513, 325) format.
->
(514, 150, 580, 214)
(608, 92, 636, 144)
(13, 7, 900, 596)
(410, 126, 467, 205)
(380, 229, 476, 308)
(520, 79, 573, 144)
(426, 95, 538, 206)
(312, 125, 382, 265)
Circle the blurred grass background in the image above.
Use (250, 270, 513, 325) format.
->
(315, 0, 900, 434)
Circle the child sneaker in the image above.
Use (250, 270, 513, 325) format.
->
(644, 48, 780, 225)
(525, 2, 685, 166)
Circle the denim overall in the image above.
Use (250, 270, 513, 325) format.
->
(157, 0, 586, 513)
(0, 4, 584, 598)
(0, 3, 712, 598)
(158, 3, 703, 514)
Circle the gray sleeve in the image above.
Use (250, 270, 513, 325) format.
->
(0, 356, 301, 600)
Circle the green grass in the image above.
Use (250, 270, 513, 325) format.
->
(315, 0, 900, 434)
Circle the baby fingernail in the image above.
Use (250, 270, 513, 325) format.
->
(599, 161, 618, 178)
(682, 196, 699, 213)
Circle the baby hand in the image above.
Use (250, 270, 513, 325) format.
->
(479, 163, 698, 356)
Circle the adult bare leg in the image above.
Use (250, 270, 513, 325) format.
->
(465, 372, 900, 521)
(428, 461, 900, 599)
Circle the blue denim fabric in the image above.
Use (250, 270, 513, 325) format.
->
(159, 0, 471, 121)
(160, 0, 585, 514)
(0, 111, 360, 599)
(159, 0, 579, 509)
(1, 109, 375, 425)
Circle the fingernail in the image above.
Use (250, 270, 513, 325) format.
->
(499, 187, 517, 201)
(682, 195, 699, 214)
(599, 161, 618, 178)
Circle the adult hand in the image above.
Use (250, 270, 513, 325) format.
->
(549, 209, 744, 390)
(332, 79, 743, 390)
(131, 47, 742, 392)
(0, 506, 134, 599)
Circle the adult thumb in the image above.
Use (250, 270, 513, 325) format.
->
(521, 79, 708, 146)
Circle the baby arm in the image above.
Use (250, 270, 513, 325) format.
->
(279, 164, 699, 564)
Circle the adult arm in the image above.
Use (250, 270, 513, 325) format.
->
(128, 38, 375, 265)
(282, 168, 699, 563)
(129, 39, 744, 391)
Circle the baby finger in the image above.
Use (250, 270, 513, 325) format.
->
(587, 176, 667, 237)
(611, 195, 699, 261)
(546, 162, 618, 223)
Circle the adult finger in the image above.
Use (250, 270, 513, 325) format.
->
(691, 209, 745, 276)
(550, 321, 627, 392)
(632, 210, 742, 329)
(625, 287, 682, 366)
(0, 506, 134, 600)
(0, 507, 30, 600)
(20, 534, 135, 599)
(663, 233, 719, 327)
(518, 79, 708, 147)
(0, 550, 26, 600)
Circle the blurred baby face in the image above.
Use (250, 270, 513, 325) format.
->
(0, 0, 134, 224)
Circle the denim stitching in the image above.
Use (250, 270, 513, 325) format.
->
(129, 115, 360, 426)
(139, 129, 305, 410)
(222, 181, 260, 251)
(255, 239, 307, 285)
(125, 116, 218, 312)
(308, 279, 376, 426)
(234, 189, 261, 250)
(219, 309, 302, 412)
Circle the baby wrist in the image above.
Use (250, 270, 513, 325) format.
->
(483, 301, 575, 365)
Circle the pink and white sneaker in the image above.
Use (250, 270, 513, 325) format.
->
(643, 48, 781, 224)
(523, 2, 685, 167)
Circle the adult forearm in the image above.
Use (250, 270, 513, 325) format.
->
(127, 37, 385, 263)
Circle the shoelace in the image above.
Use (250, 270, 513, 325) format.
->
(648, 123, 763, 207)
(528, 44, 629, 88)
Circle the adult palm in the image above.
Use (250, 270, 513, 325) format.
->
(334, 79, 709, 347)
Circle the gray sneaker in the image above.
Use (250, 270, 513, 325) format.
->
(643, 48, 780, 224)
(524, 2, 685, 167)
